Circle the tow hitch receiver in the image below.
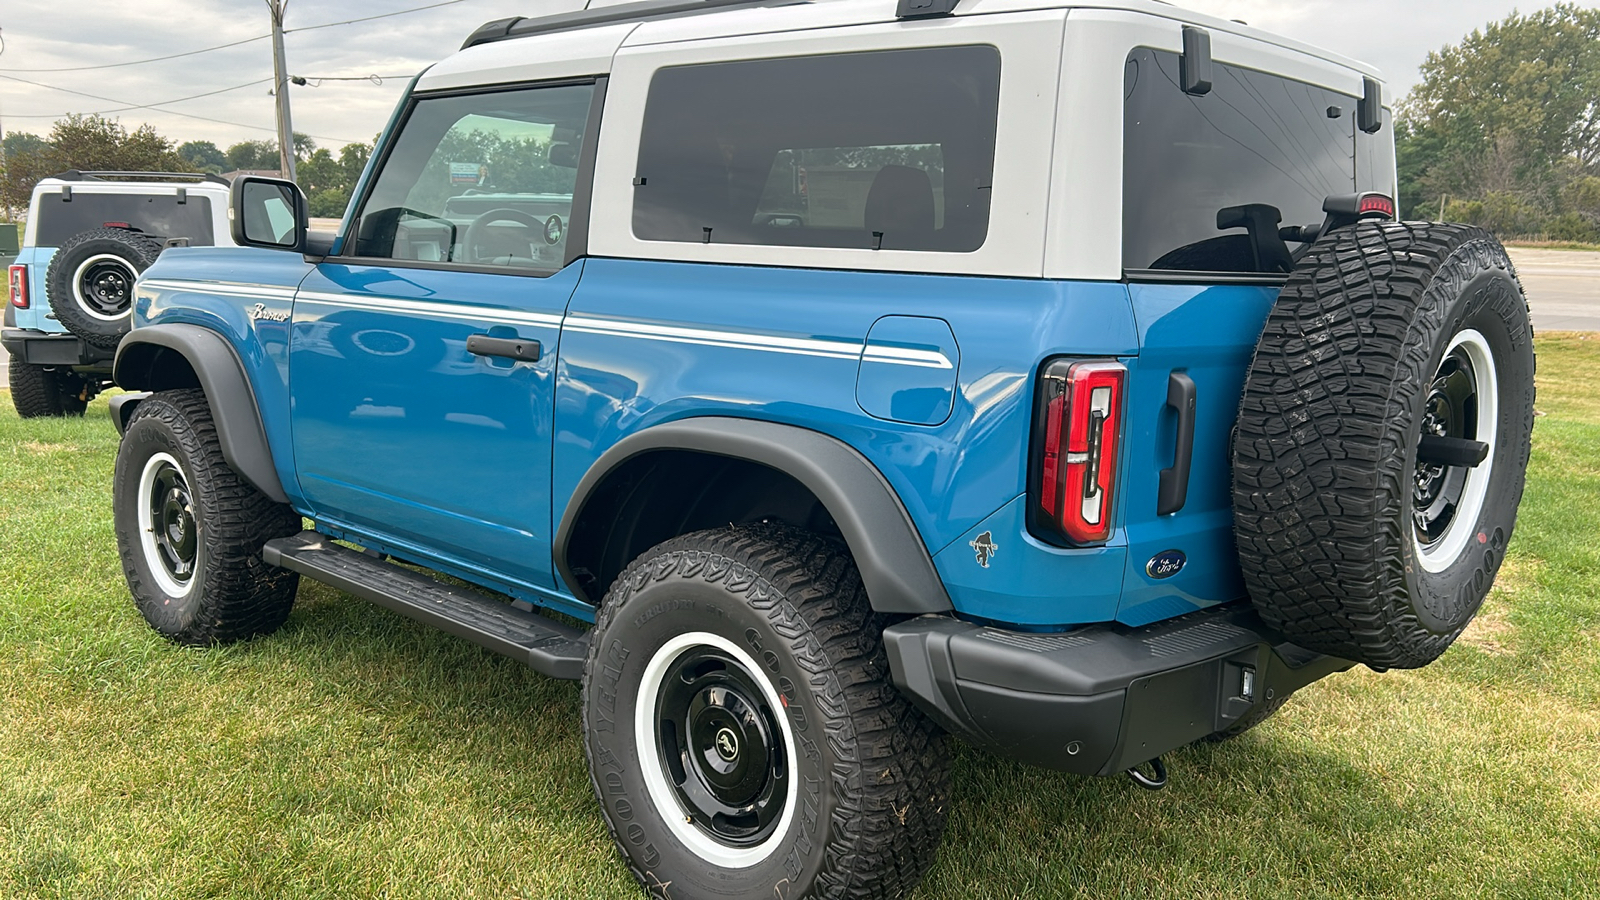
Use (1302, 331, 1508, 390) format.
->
(1126, 757, 1168, 791)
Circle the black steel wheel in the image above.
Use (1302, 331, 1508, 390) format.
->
(582, 524, 952, 900)
(652, 643, 790, 849)
(114, 389, 302, 644)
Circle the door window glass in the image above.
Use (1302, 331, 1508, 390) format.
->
(633, 46, 1001, 252)
(351, 82, 594, 271)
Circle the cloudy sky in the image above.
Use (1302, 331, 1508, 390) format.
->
(1, 0, 1595, 153)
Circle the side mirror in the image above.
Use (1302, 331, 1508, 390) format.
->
(231, 176, 308, 251)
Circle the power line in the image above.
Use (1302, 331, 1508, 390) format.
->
(3, 78, 273, 118)
(0, 72, 355, 143)
(287, 0, 483, 32)
(0, 33, 271, 73)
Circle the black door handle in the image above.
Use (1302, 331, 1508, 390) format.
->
(467, 334, 541, 362)
(1157, 371, 1197, 516)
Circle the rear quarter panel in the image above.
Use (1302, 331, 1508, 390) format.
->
(556, 259, 1140, 627)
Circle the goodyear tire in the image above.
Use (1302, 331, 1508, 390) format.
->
(8, 357, 88, 418)
(1233, 222, 1535, 670)
(582, 524, 951, 900)
(46, 227, 164, 351)
(113, 389, 302, 644)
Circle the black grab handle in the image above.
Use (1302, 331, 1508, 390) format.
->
(1157, 371, 1196, 516)
(467, 334, 541, 362)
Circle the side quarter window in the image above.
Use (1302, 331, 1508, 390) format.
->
(632, 46, 1002, 253)
(350, 82, 597, 272)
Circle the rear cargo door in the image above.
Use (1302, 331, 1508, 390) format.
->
(1113, 40, 1361, 625)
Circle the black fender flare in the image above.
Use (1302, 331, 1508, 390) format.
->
(111, 324, 289, 504)
(554, 417, 953, 615)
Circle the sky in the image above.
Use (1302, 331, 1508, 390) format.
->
(0, 0, 1596, 154)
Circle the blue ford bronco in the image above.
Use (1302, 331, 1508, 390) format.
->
(108, 1, 1535, 897)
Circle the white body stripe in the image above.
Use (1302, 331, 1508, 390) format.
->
(138, 282, 953, 369)
(140, 278, 297, 301)
(295, 290, 565, 329)
(563, 315, 862, 362)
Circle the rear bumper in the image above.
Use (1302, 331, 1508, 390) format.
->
(884, 601, 1352, 777)
(1, 328, 114, 371)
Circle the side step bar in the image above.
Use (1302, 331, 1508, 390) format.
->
(263, 531, 588, 680)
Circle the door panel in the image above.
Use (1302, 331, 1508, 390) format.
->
(291, 262, 579, 588)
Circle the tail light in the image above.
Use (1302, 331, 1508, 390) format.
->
(1031, 359, 1126, 545)
(7, 265, 26, 309)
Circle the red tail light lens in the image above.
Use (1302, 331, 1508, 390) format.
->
(7, 265, 26, 309)
(1032, 360, 1125, 545)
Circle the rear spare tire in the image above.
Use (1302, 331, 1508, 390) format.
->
(1233, 222, 1534, 670)
(46, 227, 164, 351)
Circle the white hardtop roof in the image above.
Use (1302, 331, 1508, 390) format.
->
(33, 176, 230, 194)
(419, 0, 1383, 92)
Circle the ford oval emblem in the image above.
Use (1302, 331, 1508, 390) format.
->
(1146, 549, 1186, 580)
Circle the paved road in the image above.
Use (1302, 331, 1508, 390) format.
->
(1507, 247, 1600, 332)
(2, 248, 1595, 392)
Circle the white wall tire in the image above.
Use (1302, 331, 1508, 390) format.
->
(582, 524, 952, 899)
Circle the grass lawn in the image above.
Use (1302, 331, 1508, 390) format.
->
(3, 334, 1598, 899)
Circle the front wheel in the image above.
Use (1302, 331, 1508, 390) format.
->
(582, 525, 952, 900)
(113, 389, 302, 644)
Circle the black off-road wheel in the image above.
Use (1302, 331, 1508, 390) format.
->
(113, 389, 302, 644)
(46, 227, 164, 351)
(1233, 222, 1535, 670)
(582, 524, 952, 900)
(8, 357, 88, 418)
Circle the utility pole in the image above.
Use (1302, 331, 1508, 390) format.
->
(267, 0, 297, 182)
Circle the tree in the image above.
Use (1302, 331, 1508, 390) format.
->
(1399, 4, 1600, 218)
(0, 115, 192, 212)
(294, 140, 374, 218)
(177, 140, 228, 173)
(226, 139, 279, 171)
(2, 132, 48, 160)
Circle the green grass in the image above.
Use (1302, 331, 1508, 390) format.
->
(3, 335, 1599, 899)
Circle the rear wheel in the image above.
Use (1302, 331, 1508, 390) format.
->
(8, 357, 87, 418)
(582, 524, 952, 900)
(1233, 223, 1535, 670)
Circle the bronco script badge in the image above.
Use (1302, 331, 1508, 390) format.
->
(970, 531, 998, 568)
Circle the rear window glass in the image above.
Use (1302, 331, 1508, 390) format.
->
(33, 192, 214, 248)
(633, 45, 1001, 253)
(1122, 48, 1356, 275)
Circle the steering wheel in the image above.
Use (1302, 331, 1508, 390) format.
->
(462, 207, 544, 263)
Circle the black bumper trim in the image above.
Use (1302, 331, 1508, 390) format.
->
(884, 602, 1352, 777)
(2, 328, 115, 370)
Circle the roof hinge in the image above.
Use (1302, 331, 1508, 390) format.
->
(897, 0, 960, 20)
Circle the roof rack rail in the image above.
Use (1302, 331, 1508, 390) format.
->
(462, 0, 796, 50)
(51, 170, 231, 187)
